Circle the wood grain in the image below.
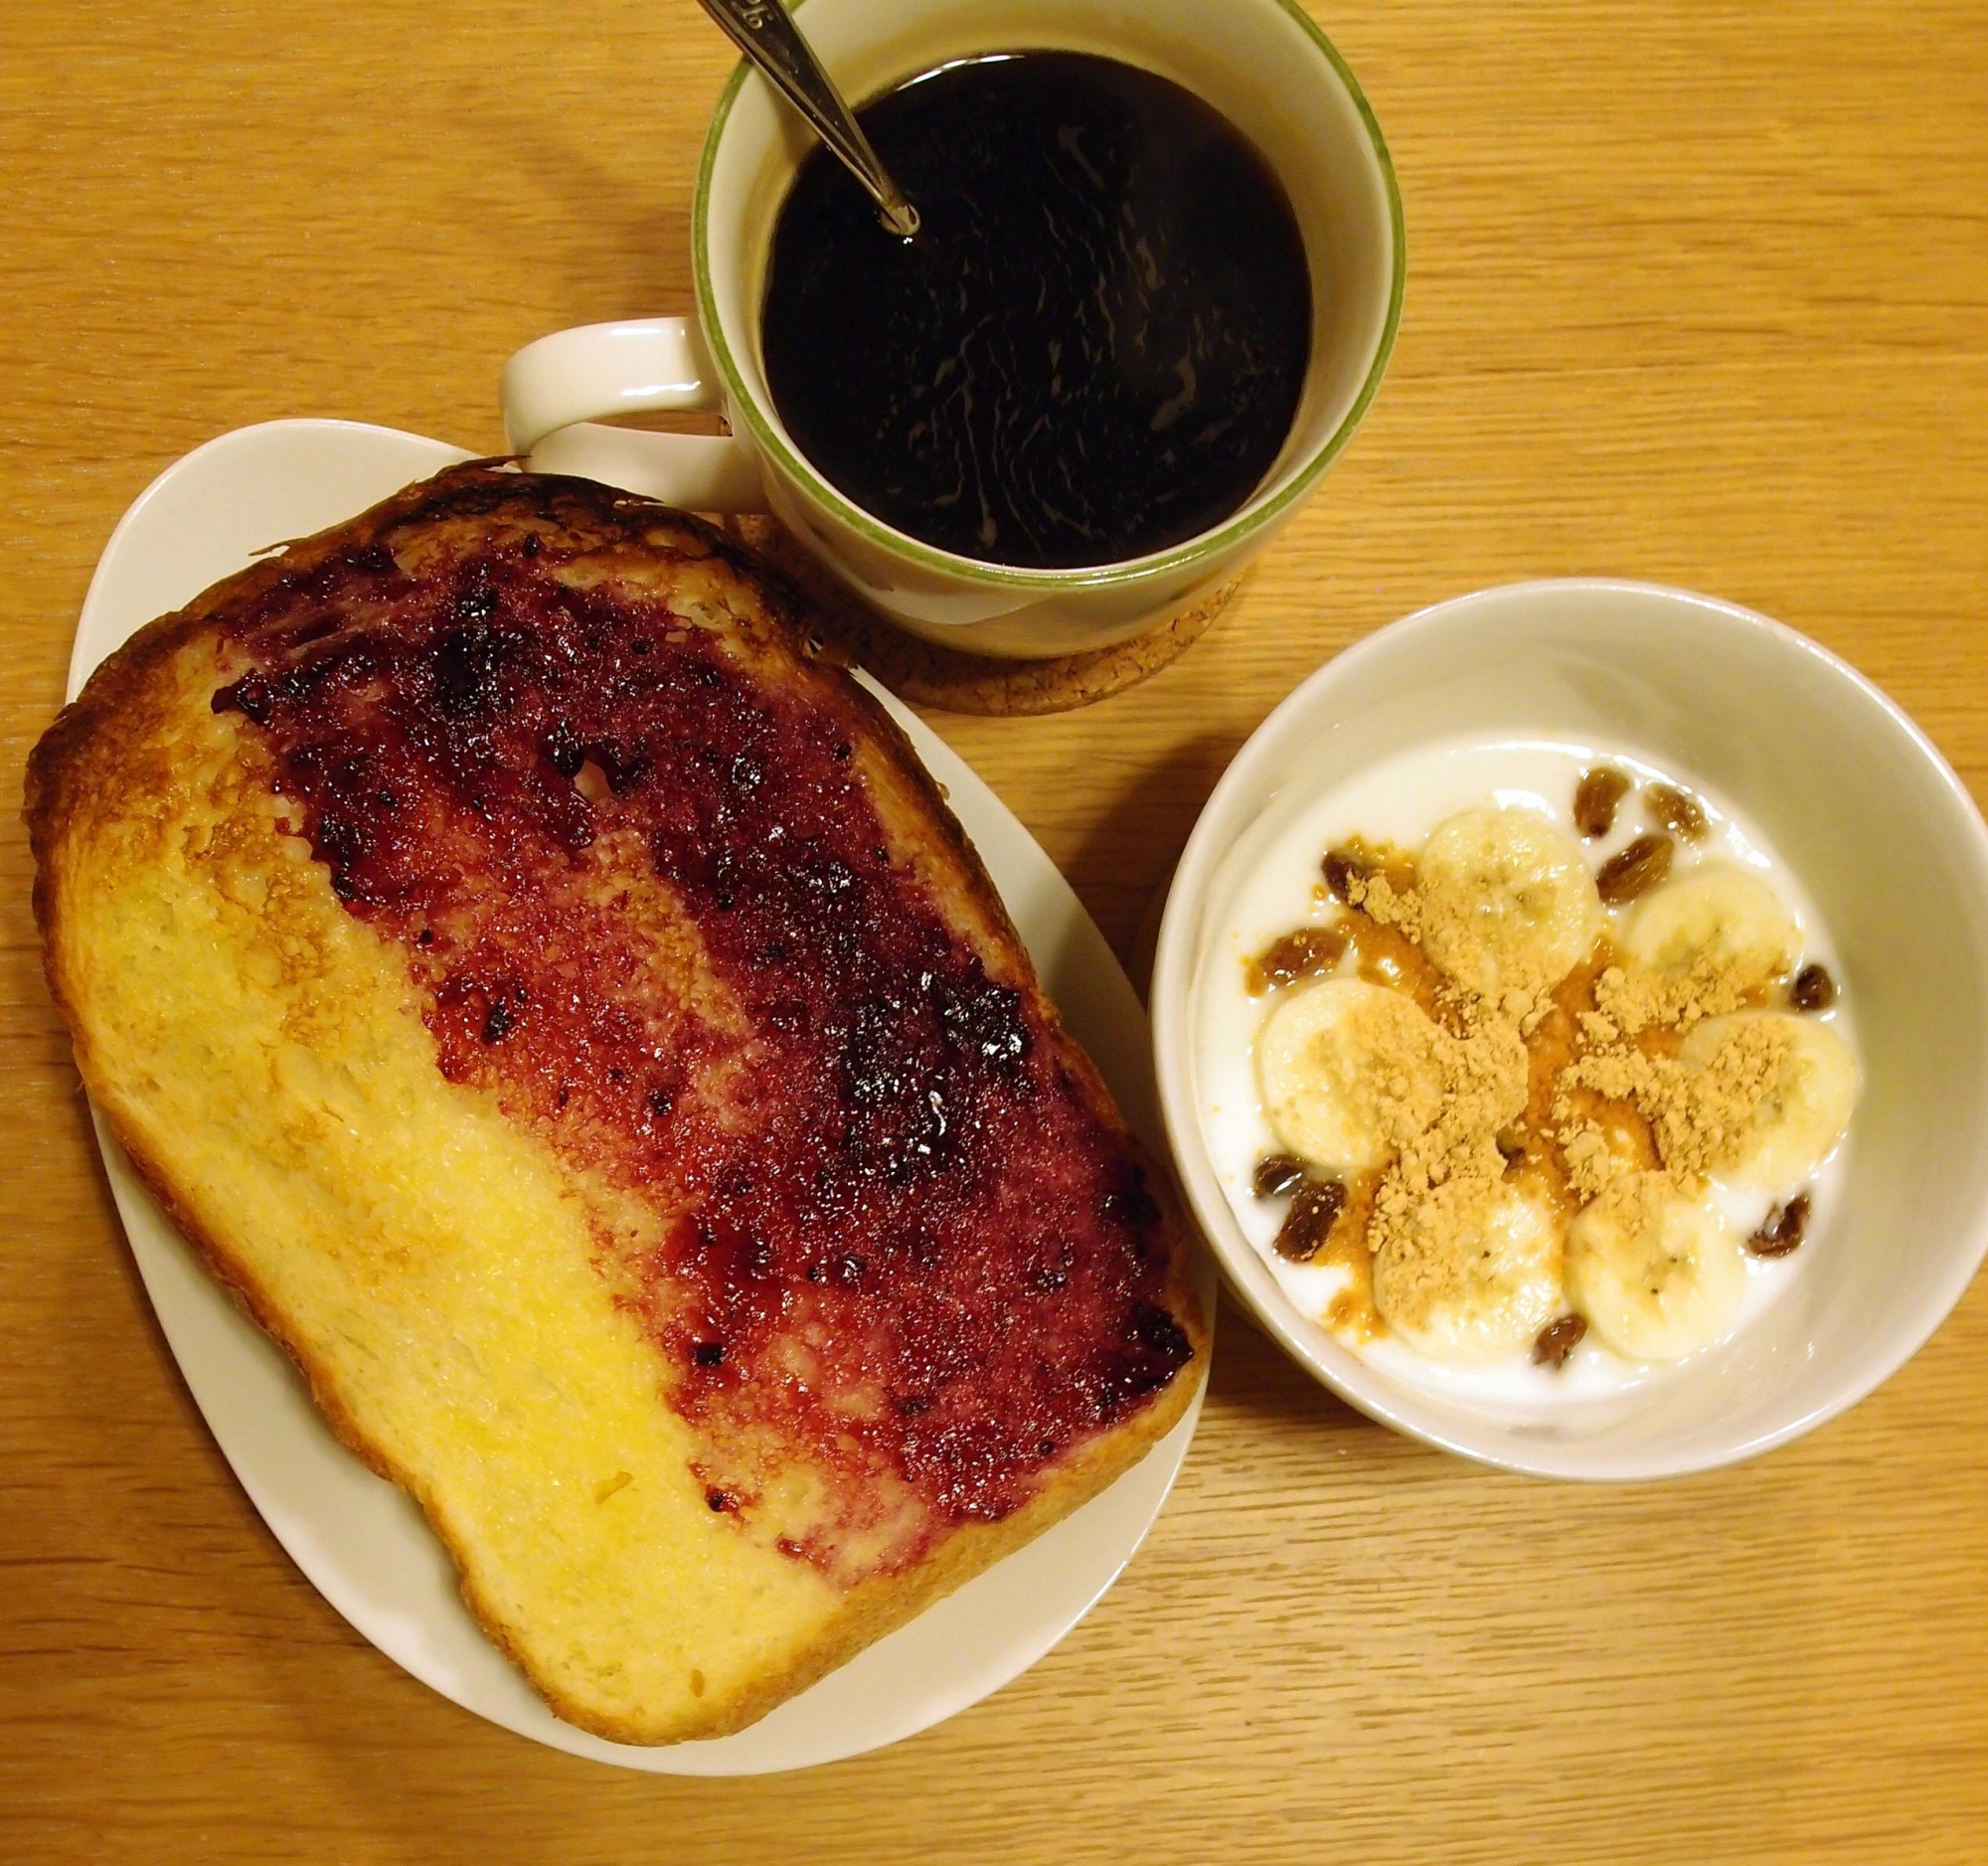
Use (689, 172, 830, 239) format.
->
(3, 2, 1986, 1860)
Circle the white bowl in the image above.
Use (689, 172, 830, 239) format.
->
(1151, 579, 1988, 1478)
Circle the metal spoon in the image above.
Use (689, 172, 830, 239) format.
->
(695, 0, 919, 238)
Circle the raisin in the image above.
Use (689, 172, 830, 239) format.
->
(1789, 963, 1837, 1013)
(1532, 1314, 1587, 1369)
(1574, 767, 1631, 839)
(1596, 833, 1673, 904)
(1748, 1193, 1811, 1258)
(1252, 1153, 1309, 1199)
(1320, 847, 1367, 903)
(1272, 1178, 1347, 1261)
(1244, 925, 1349, 995)
(1645, 782, 1708, 841)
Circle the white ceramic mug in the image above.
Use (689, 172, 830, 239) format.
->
(501, 0, 1404, 658)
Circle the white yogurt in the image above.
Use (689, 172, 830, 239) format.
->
(1195, 735, 1857, 1410)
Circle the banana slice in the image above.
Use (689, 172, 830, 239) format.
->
(1566, 1172, 1746, 1361)
(1256, 978, 1446, 1173)
(1622, 862, 1800, 988)
(1373, 1180, 1563, 1366)
(1416, 806, 1603, 997)
(1678, 1009, 1858, 1192)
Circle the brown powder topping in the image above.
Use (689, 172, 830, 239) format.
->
(1591, 943, 1771, 1036)
(1345, 867, 1423, 943)
(1555, 1007, 1800, 1194)
(1329, 875, 1543, 1333)
(1246, 801, 1833, 1354)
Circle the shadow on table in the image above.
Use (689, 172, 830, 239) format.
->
(1205, 1285, 1384, 1440)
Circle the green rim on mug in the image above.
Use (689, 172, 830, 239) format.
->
(693, 0, 1406, 593)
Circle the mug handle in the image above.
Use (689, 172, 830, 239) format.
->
(500, 317, 764, 512)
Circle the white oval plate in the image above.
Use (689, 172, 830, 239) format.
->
(68, 420, 1208, 1775)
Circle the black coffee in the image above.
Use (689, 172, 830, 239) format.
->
(760, 52, 1312, 571)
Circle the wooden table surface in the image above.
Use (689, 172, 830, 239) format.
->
(5, 2, 1987, 1859)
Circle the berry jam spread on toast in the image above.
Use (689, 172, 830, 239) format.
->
(206, 467, 1195, 1580)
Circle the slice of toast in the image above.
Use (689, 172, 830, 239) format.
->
(27, 463, 1207, 1745)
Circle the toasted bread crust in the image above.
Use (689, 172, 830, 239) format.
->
(27, 463, 1207, 1744)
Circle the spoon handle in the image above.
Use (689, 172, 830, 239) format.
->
(695, 0, 919, 237)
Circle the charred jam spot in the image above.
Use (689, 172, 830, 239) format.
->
(647, 1089, 675, 1118)
(315, 810, 370, 875)
(431, 619, 509, 719)
(594, 743, 650, 794)
(930, 963, 1030, 1072)
(520, 531, 543, 560)
(453, 573, 498, 624)
(1031, 1246, 1075, 1293)
(706, 1487, 736, 1512)
(216, 639, 368, 724)
(1128, 1301, 1193, 1360)
(213, 673, 272, 723)
(693, 1340, 726, 1366)
(481, 995, 518, 1043)
(1097, 1170, 1160, 1233)
(1091, 1304, 1194, 1418)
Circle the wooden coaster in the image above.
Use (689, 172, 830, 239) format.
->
(715, 512, 1236, 716)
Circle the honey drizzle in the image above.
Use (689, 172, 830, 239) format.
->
(1317, 1171, 1384, 1339)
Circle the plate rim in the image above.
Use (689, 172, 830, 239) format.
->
(66, 418, 1211, 1775)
